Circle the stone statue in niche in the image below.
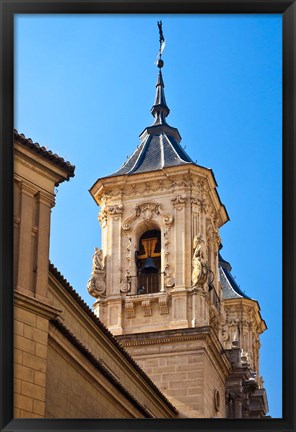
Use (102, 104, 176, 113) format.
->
(87, 247, 106, 298)
(192, 234, 208, 286)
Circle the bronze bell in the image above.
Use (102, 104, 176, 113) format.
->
(141, 256, 158, 274)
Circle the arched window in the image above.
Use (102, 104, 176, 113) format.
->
(136, 229, 161, 294)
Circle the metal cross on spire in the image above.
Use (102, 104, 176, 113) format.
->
(156, 21, 166, 68)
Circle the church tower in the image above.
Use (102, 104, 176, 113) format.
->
(88, 23, 268, 418)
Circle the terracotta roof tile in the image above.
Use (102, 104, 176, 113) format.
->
(14, 129, 75, 181)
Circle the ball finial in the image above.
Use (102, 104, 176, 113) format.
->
(157, 58, 164, 68)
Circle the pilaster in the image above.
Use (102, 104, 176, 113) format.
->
(170, 288, 188, 329)
(106, 204, 123, 296)
(15, 182, 36, 297)
(172, 194, 187, 289)
(106, 296, 123, 335)
(34, 191, 55, 301)
(14, 291, 61, 418)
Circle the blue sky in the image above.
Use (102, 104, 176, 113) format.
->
(15, 14, 282, 418)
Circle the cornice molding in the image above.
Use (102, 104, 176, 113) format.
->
(14, 290, 62, 320)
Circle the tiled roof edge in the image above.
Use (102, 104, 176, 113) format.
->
(51, 317, 153, 418)
(48, 261, 178, 415)
(14, 130, 75, 180)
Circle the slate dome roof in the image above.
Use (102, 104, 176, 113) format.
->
(219, 253, 252, 300)
(108, 66, 196, 178)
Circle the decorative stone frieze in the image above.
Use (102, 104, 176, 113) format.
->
(182, 174, 194, 187)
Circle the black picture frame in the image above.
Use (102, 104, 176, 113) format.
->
(0, 1, 295, 431)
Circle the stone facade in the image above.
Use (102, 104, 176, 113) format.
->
(90, 165, 227, 335)
(117, 327, 230, 418)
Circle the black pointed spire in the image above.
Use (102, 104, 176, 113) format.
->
(107, 22, 196, 178)
(151, 69, 170, 124)
(151, 21, 170, 125)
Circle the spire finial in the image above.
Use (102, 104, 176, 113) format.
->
(151, 21, 169, 123)
(156, 21, 165, 69)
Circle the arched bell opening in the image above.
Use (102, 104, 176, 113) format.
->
(136, 229, 161, 294)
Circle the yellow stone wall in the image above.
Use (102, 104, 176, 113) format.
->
(14, 305, 49, 418)
(118, 330, 230, 418)
(45, 331, 145, 418)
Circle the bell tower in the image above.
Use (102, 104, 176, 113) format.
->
(87, 23, 267, 418)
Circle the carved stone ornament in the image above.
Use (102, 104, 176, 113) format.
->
(190, 194, 209, 214)
(122, 202, 173, 231)
(107, 204, 123, 215)
(87, 247, 106, 298)
(125, 236, 132, 268)
(159, 296, 169, 314)
(98, 209, 108, 228)
(142, 300, 152, 317)
(190, 196, 200, 206)
(198, 198, 208, 213)
(164, 264, 175, 288)
(136, 202, 159, 221)
(171, 194, 187, 206)
(121, 270, 132, 293)
(87, 272, 106, 298)
(125, 301, 135, 319)
(192, 234, 208, 286)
